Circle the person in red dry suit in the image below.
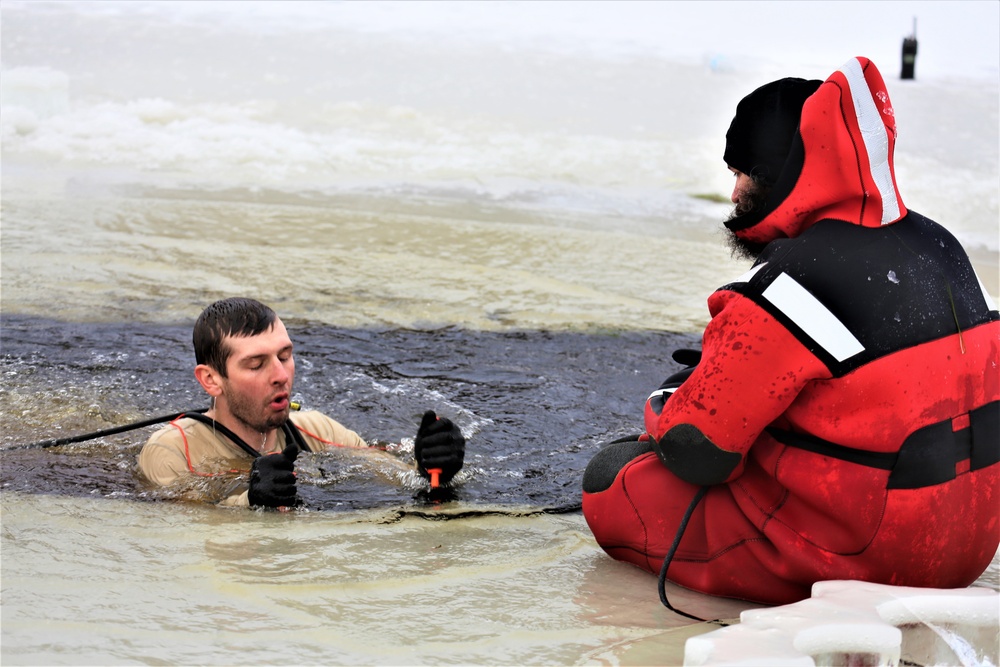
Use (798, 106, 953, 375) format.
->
(581, 57, 999, 605)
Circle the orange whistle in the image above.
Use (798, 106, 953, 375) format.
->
(428, 468, 442, 488)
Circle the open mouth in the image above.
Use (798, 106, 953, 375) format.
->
(269, 393, 290, 411)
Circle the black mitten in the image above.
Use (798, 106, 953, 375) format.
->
(658, 348, 702, 390)
(671, 348, 702, 368)
(247, 441, 299, 508)
(414, 410, 465, 485)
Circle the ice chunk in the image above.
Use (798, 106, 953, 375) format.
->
(684, 580, 999, 666)
(793, 623, 900, 659)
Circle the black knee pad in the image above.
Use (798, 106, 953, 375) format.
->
(582, 438, 653, 494)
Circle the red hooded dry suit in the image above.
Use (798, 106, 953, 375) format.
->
(581, 57, 999, 604)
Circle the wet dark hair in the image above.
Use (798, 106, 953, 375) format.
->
(193, 297, 278, 377)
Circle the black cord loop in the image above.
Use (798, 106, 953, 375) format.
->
(13, 408, 209, 451)
(657, 485, 729, 625)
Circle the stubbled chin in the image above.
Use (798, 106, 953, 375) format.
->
(263, 409, 289, 431)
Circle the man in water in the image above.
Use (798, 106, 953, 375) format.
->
(138, 297, 465, 508)
(581, 57, 999, 604)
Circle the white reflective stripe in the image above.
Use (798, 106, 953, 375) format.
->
(647, 387, 676, 402)
(762, 273, 865, 361)
(839, 58, 900, 225)
(734, 262, 768, 284)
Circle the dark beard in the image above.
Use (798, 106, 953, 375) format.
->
(724, 183, 771, 261)
(228, 390, 290, 434)
(724, 228, 768, 261)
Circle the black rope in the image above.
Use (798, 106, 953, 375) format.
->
(282, 419, 312, 454)
(657, 485, 726, 624)
(12, 408, 209, 451)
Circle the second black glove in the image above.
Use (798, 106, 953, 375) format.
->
(414, 410, 465, 485)
(657, 347, 702, 391)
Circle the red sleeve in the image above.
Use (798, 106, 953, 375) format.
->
(644, 290, 831, 484)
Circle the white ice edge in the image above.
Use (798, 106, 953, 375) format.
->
(685, 580, 1000, 667)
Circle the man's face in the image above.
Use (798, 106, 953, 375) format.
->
(218, 318, 295, 433)
(729, 168, 758, 213)
(725, 168, 770, 261)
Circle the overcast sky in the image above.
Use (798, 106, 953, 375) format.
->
(6, 0, 999, 81)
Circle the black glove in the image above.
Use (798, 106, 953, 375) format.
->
(657, 348, 702, 391)
(414, 410, 465, 485)
(248, 441, 299, 508)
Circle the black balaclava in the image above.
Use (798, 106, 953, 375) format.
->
(724, 77, 822, 187)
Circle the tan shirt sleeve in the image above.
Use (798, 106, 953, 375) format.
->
(138, 427, 189, 488)
(289, 410, 369, 451)
(289, 410, 415, 477)
(137, 418, 252, 507)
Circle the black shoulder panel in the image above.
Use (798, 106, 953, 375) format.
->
(722, 212, 998, 375)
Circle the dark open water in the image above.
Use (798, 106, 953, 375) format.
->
(0, 314, 697, 512)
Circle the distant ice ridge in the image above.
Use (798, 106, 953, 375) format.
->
(686, 580, 999, 666)
(0, 64, 723, 218)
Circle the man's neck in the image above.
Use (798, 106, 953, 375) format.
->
(206, 408, 275, 454)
